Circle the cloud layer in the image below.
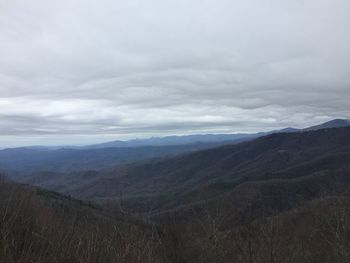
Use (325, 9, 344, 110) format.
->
(0, 0, 350, 147)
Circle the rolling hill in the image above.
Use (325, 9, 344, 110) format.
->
(19, 126, 350, 219)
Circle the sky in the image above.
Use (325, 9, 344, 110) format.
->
(0, 0, 349, 147)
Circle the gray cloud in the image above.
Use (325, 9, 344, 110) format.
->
(0, 0, 350, 147)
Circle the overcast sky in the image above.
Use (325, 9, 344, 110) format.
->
(0, 0, 349, 147)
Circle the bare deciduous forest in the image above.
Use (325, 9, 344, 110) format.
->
(1, 174, 350, 263)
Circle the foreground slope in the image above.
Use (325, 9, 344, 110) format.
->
(0, 178, 164, 263)
(2, 177, 350, 263)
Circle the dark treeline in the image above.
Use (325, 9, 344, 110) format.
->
(1, 176, 350, 263)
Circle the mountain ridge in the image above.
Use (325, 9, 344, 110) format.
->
(20, 126, 350, 217)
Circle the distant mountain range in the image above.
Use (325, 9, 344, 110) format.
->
(1, 119, 348, 176)
(0, 143, 219, 174)
(85, 133, 258, 149)
(82, 118, 349, 148)
(7, 118, 348, 151)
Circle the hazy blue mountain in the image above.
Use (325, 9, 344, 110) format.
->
(47, 119, 348, 150)
(278, 127, 300, 133)
(1, 119, 347, 178)
(10, 119, 345, 151)
(85, 133, 259, 148)
(84, 127, 300, 149)
(0, 143, 226, 174)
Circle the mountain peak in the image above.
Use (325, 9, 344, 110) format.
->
(278, 127, 300, 133)
(304, 119, 350, 131)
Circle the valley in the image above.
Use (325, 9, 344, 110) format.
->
(1, 120, 350, 262)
